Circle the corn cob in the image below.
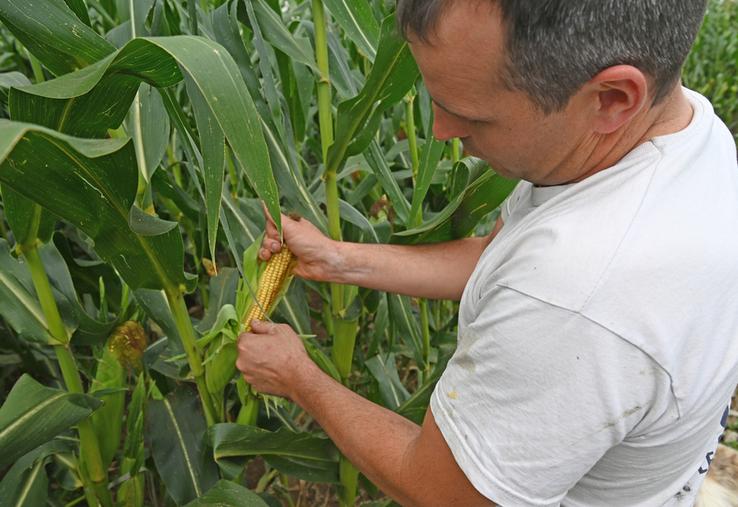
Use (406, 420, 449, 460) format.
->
(108, 320, 147, 370)
(242, 246, 294, 331)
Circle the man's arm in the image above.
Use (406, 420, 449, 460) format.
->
(260, 213, 504, 301)
(294, 367, 494, 507)
(331, 220, 500, 300)
(236, 320, 494, 507)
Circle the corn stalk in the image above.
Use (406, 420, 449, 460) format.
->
(312, 0, 343, 316)
(19, 240, 112, 507)
(166, 288, 218, 427)
(405, 90, 432, 377)
(311, 2, 359, 504)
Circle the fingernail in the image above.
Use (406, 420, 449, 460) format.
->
(270, 241, 280, 252)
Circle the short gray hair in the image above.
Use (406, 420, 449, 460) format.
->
(397, 0, 708, 113)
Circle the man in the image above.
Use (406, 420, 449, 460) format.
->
(236, 1, 738, 505)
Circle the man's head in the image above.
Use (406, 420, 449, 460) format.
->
(398, 0, 707, 184)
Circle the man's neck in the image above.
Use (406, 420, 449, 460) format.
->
(571, 86, 694, 183)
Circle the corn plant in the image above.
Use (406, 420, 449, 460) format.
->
(683, 0, 738, 140)
(0, 0, 516, 505)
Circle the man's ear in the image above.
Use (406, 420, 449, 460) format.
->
(585, 65, 650, 134)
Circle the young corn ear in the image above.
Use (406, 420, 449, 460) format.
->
(242, 247, 294, 331)
(108, 320, 147, 370)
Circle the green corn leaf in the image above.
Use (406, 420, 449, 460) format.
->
(38, 239, 118, 345)
(196, 267, 240, 333)
(0, 451, 49, 506)
(121, 373, 146, 474)
(363, 140, 411, 224)
(397, 343, 454, 424)
(302, 336, 342, 383)
(211, 0, 263, 102)
(146, 387, 219, 505)
(116, 473, 145, 507)
(5, 35, 281, 232)
(0, 71, 30, 110)
(338, 199, 380, 243)
(90, 344, 126, 468)
(365, 353, 410, 411)
(246, 0, 318, 72)
(327, 28, 361, 99)
(277, 278, 312, 335)
(134, 288, 185, 353)
(409, 130, 446, 227)
(393, 161, 518, 244)
(215, 0, 325, 232)
(0, 0, 115, 76)
(1, 70, 58, 255)
(0, 439, 72, 507)
(204, 335, 238, 397)
(261, 117, 328, 232)
(185, 73, 226, 270)
(242, 0, 288, 152)
(0, 120, 193, 292)
(0, 374, 101, 469)
(7, 42, 178, 138)
(387, 294, 424, 367)
(323, 0, 380, 61)
(0, 239, 57, 345)
(127, 83, 170, 183)
(63, 0, 92, 26)
(117, 374, 146, 507)
(0, 186, 55, 247)
(209, 423, 339, 475)
(265, 455, 340, 484)
(326, 15, 419, 175)
(149, 37, 281, 232)
(185, 480, 269, 507)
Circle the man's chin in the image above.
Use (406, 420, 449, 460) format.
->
(476, 155, 513, 178)
(461, 145, 516, 179)
(489, 165, 515, 179)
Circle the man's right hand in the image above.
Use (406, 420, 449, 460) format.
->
(259, 209, 341, 283)
(259, 207, 503, 300)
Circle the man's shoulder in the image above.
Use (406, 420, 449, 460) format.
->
(480, 151, 661, 311)
(484, 95, 738, 313)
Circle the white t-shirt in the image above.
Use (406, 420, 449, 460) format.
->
(431, 88, 738, 506)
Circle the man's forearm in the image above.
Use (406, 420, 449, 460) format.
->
(291, 360, 424, 506)
(329, 236, 490, 301)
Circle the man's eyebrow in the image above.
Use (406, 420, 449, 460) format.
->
(432, 98, 466, 118)
(432, 97, 490, 122)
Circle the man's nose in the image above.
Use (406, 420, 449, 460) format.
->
(432, 104, 469, 141)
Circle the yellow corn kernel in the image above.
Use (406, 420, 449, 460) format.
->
(242, 247, 293, 331)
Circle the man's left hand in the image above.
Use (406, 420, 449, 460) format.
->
(236, 320, 309, 399)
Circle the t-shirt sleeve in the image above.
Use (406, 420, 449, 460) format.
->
(430, 286, 666, 507)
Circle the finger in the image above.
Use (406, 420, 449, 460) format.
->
(237, 332, 252, 353)
(259, 247, 272, 261)
(264, 226, 281, 252)
(250, 319, 280, 334)
(235, 356, 247, 373)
